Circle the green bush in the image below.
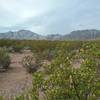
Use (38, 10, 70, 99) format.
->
(12, 45, 23, 53)
(0, 96, 3, 100)
(31, 43, 100, 100)
(0, 48, 10, 69)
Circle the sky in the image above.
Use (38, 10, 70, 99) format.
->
(0, 0, 100, 35)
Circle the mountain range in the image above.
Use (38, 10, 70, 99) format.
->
(0, 29, 100, 40)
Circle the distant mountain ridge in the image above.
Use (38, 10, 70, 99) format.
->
(0, 29, 100, 40)
(0, 30, 44, 40)
(62, 29, 100, 40)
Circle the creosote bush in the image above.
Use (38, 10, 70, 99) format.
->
(12, 45, 24, 53)
(31, 43, 100, 100)
(0, 48, 10, 69)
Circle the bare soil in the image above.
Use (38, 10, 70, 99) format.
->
(0, 50, 33, 99)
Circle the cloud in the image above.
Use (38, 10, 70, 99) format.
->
(0, 0, 100, 34)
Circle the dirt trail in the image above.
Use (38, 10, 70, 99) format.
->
(0, 50, 33, 99)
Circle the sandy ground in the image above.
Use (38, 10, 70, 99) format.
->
(0, 50, 33, 99)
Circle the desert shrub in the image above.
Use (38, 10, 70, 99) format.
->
(22, 55, 41, 73)
(7, 47, 14, 52)
(31, 42, 100, 100)
(14, 95, 24, 100)
(12, 44, 24, 53)
(34, 50, 56, 62)
(0, 96, 3, 100)
(0, 48, 10, 69)
(42, 49, 57, 61)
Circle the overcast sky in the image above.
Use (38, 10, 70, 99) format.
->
(0, 0, 100, 35)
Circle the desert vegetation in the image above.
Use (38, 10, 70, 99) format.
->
(0, 48, 10, 71)
(0, 40, 100, 100)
